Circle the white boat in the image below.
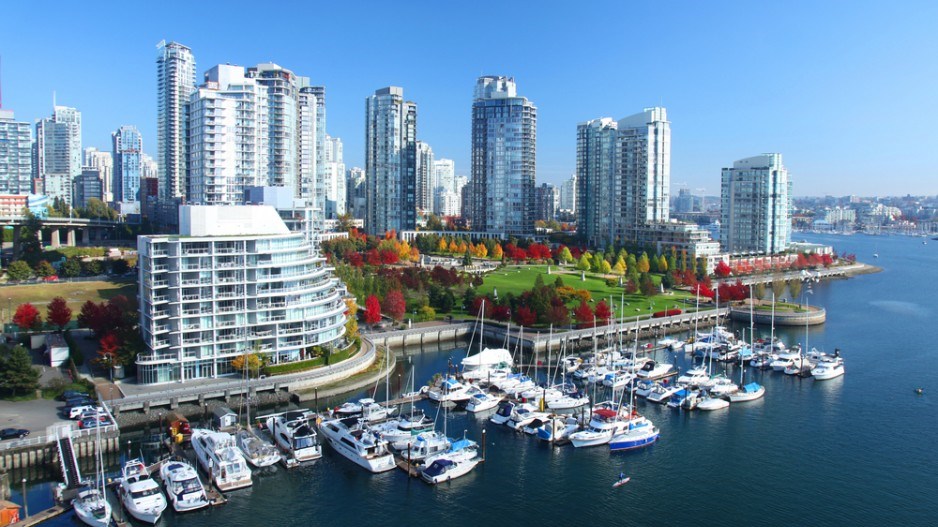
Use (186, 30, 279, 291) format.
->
(636, 360, 674, 379)
(466, 390, 502, 413)
(72, 489, 111, 527)
(705, 375, 739, 396)
(546, 392, 590, 411)
(372, 416, 434, 446)
(421, 456, 481, 484)
(159, 459, 210, 513)
(608, 420, 659, 452)
(489, 401, 516, 425)
(117, 459, 167, 524)
(393, 431, 451, 461)
(812, 354, 845, 380)
(423, 437, 480, 465)
(602, 371, 634, 389)
(569, 408, 635, 448)
(319, 417, 396, 473)
(428, 377, 472, 403)
(727, 382, 766, 402)
(783, 355, 815, 375)
(646, 382, 681, 404)
(697, 394, 730, 411)
(235, 429, 281, 468)
(332, 398, 397, 421)
(461, 346, 513, 377)
(267, 411, 322, 463)
(191, 429, 252, 491)
(506, 403, 551, 431)
(676, 366, 709, 386)
(667, 389, 697, 409)
(657, 337, 681, 350)
(535, 416, 580, 442)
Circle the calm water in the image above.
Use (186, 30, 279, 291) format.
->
(14, 233, 938, 526)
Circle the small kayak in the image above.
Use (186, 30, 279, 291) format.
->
(612, 477, 631, 488)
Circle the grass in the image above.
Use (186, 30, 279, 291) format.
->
(474, 264, 698, 320)
(0, 280, 137, 313)
(754, 302, 809, 313)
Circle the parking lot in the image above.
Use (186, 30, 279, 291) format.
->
(0, 397, 76, 442)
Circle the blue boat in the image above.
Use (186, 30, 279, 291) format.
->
(608, 421, 659, 452)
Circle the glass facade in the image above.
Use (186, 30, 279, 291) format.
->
(365, 87, 417, 235)
(0, 110, 32, 195)
(720, 153, 792, 254)
(112, 125, 143, 203)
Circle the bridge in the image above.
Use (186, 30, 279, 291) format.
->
(0, 216, 125, 252)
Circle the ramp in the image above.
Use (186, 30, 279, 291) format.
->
(54, 427, 82, 488)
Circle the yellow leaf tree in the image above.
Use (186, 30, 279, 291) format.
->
(492, 243, 504, 259)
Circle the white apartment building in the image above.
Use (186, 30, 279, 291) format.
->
(324, 134, 346, 218)
(137, 205, 348, 384)
(36, 105, 82, 205)
(720, 153, 792, 254)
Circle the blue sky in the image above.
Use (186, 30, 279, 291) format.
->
(2, 1, 936, 196)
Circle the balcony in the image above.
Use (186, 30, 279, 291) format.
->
(153, 339, 170, 349)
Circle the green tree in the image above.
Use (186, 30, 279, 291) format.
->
(612, 257, 626, 276)
(1, 345, 40, 396)
(575, 253, 592, 272)
(426, 214, 444, 231)
(553, 276, 565, 289)
(82, 260, 103, 276)
(462, 248, 473, 267)
(752, 282, 766, 300)
(559, 246, 574, 264)
(600, 259, 612, 274)
(771, 279, 787, 300)
(62, 257, 82, 278)
(6, 260, 33, 281)
(788, 279, 803, 301)
(35, 260, 56, 278)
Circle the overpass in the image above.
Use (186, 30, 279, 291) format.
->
(0, 216, 125, 252)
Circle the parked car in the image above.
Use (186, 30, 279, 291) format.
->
(77, 408, 107, 421)
(68, 405, 101, 420)
(79, 416, 112, 429)
(0, 428, 29, 440)
(65, 398, 95, 411)
(58, 390, 89, 402)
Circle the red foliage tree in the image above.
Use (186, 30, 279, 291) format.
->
(379, 249, 399, 265)
(714, 261, 732, 278)
(491, 305, 511, 321)
(470, 296, 494, 319)
(363, 295, 382, 326)
(717, 280, 750, 301)
(694, 284, 715, 299)
(78, 300, 104, 334)
(382, 290, 406, 322)
(546, 305, 570, 326)
(625, 279, 638, 294)
(594, 300, 612, 325)
(13, 303, 41, 331)
(47, 297, 72, 331)
(527, 243, 552, 260)
(682, 269, 697, 287)
(574, 300, 594, 328)
(97, 332, 121, 369)
(513, 306, 537, 327)
(365, 249, 382, 266)
(821, 254, 834, 267)
(346, 251, 364, 267)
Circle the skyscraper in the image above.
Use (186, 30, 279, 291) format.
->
(415, 141, 434, 213)
(188, 64, 268, 205)
(559, 173, 576, 214)
(364, 87, 417, 235)
(720, 153, 792, 254)
(246, 64, 300, 192)
(468, 76, 536, 236)
(346, 167, 366, 220)
(535, 183, 559, 223)
(323, 135, 346, 218)
(432, 158, 455, 215)
(0, 109, 33, 195)
(112, 125, 143, 203)
(36, 105, 82, 205)
(156, 41, 197, 222)
(83, 147, 113, 202)
(576, 117, 618, 246)
(617, 107, 670, 227)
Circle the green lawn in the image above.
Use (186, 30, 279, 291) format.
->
(474, 265, 697, 320)
(0, 280, 137, 314)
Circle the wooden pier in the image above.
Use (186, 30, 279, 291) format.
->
(9, 505, 69, 527)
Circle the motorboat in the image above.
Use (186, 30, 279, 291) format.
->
(424, 437, 479, 465)
(535, 416, 580, 443)
(421, 456, 481, 484)
(697, 394, 730, 411)
(646, 382, 682, 404)
(676, 366, 709, 387)
(771, 350, 803, 371)
(461, 347, 513, 380)
(393, 431, 451, 461)
(506, 403, 551, 431)
(333, 398, 396, 421)
(751, 353, 777, 370)
(783, 355, 816, 375)
(235, 429, 281, 468)
(569, 408, 637, 448)
(489, 401, 516, 425)
(159, 459, 210, 513)
(602, 371, 634, 390)
(636, 360, 674, 379)
(117, 459, 167, 524)
(633, 379, 656, 398)
(812, 355, 845, 380)
(668, 389, 698, 409)
(371, 417, 435, 445)
(191, 429, 252, 491)
(657, 337, 681, 350)
(727, 382, 766, 402)
(267, 411, 322, 463)
(428, 377, 472, 403)
(609, 420, 659, 452)
(72, 489, 111, 527)
(546, 392, 590, 411)
(562, 356, 583, 373)
(466, 390, 502, 413)
(704, 375, 739, 396)
(319, 417, 396, 473)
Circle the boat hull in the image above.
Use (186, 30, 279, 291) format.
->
(609, 429, 659, 452)
(812, 367, 844, 380)
(421, 458, 480, 484)
(727, 388, 765, 402)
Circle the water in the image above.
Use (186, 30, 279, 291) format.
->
(14, 233, 938, 526)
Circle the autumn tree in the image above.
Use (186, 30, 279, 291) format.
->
(576, 253, 592, 272)
(637, 253, 651, 273)
(558, 246, 574, 264)
(595, 300, 612, 325)
(771, 279, 787, 300)
(714, 260, 732, 278)
(574, 300, 594, 328)
(231, 352, 262, 377)
(640, 273, 657, 297)
(344, 299, 360, 339)
(363, 295, 382, 327)
(35, 260, 56, 278)
(382, 290, 407, 322)
(13, 303, 41, 331)
(47, 297, 72, 331)
(513, 306, 537, 327)
(788, 279, 803, 301)
(752, 282, 766, 300)
(546, 304, 570, 326)
(491, 243, 504, 260)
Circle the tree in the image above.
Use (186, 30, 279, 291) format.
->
(491, 305, 511, 321)
(788, 279, 803, 301)
(574, 300, 594, 328)
(752, 282, 766, 300)
(637, 253, 651, 273)
(559, 246, 574, 264)
(1, 345, 40, 396)
(658, 255, 669, 273)
(595, 300, 612, 325)
(6, 260, 32, 281)
(612, 257, 626, 276)
(81, 259, 103, 276)
(363, 295, 382, 327)
(47, 297, 72, 331)
(62, 257, 82, 278)
(576, 253, 592, 272)
(771, 279, 787, 300)
(491, 243, 504, 260)
(463, 248, 473, 267)
(640, 273, 657, 297)
(35, 260, 56, 278)
(513, 306, 537, 327)
(625, 279, 638, 294)
(382, 290, 406, 322)
(13, 303, 41, 331)
(426, 214, 444, 231)
(714, 260, 732, 278)
(600, 259, 612, 274)
(231, 352, 262, 377)
(546, 304, 570, 326)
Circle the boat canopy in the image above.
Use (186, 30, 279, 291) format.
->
(423, 459, 453, 477)
(593, 408, 618, 420)
(461, 348, 513, 369)
(743, 382, 762, 392)
(449, 439, 476, 452)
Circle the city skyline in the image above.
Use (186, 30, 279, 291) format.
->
(1, 2, 937, 196)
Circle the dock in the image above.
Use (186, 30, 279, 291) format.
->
(9, 505, 69, 527)
(395, 456, 422, 478)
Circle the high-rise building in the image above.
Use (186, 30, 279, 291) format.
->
(576, 118, 618, 246)
(36, 105, 82, 205)
(188, 64, 268, 205)
(364, 87, 417, 235)
(559, 173, 576, 213)
(299, 84, 326, 215)
(575, 108, 670, 246)
(74, 168, 103, 206)
(0, 109, 33, 195)
(720, 153, 792, 254)
(141, 154, 157, 180)
(83, 148, 113, 202)
(346, 167, 366, 220)
(156, 41, 197, 222)
(246, 64, 300, 193)
(432, 158, 455, 215)
(415, 141, 434, 213)
(535, 183, 559, 222)
(112, 125, 143, 203)
(468, 76, 536, 236)
(136, 205, 348, 384)
(324, 135, 346, 218)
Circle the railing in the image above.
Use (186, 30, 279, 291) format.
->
(0, 408, 119, 452)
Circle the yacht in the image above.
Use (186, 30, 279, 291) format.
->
(235, 429, 281, 468)
(751, 352, 777, 370)
(646, 382, 682, 404)
(466, 390, 502, 413)
(608, 420, 660, 452)
(812, 355, 845, 380)
(657, 337, 681, 350)
(705, 375, 739, 396)
(676, 366, 710, 387)
(393, 431, 451, 461)
(636, 360, 674, 379)
(267, 411, 322, 463)
(461, 347, 514, 381)
(372, 416, 435, 446)
(117, 459, 168, 524)
(770, 349, 803, 371)
(72, 489, 111, 527)
(332, 399, 396, 422)
(535, 416, 580, 443)
(428, 377, 472, 403)
(668, 389, 697, 409)
(421, 457, 481, 484)
(697, 394, 730, 411)
(423, 437, 480, 465)
(159, 459, 210, 512)
(569, 408, 636, 448)
(506, 403, 551, 431)
(319, 417, 396, 473)
(602, 371, 634, 390)
(546, 392, 590, 411)
(783, 355, 816, 375)
(727, 382, 766, 402)
(191, 429, 252, 491)
(489, 401, 516, 425)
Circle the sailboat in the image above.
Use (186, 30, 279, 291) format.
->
(728, 300, 765, 402)
(461, 299, 513, 381)
(609, 320, 659, 450)
(72, 419, 112, 527)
